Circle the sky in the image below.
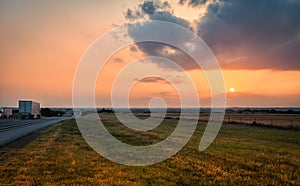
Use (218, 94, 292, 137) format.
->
(0, 0, 300, 108)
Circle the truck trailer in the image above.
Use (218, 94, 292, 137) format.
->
(19, 100, 41, 119)
(1, 107, 13, 118)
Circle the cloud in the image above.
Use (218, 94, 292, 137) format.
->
(189, 0, 207, 7)
(130, 45, 138, 52)
(135, 75, 185, 84)
(178, 0, 207, 7)
(149, 11, 190, 28)
(198, 0, 300, 70)
(125, 0, 300, 71)
(124, 0, 172, 21)
(141, 1, 157, 15)
(125, 1, 190, 28)
(178, 0, 186, 6)
(132, 42, 198, 70)
(125, 1, 199, 71)
(124, 8, 144, 21)
(114, 58, 123, 63)
(135, 77, 169, 84)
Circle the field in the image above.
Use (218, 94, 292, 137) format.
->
(0, 114, 299, 185)
(140, 113, 300, 129)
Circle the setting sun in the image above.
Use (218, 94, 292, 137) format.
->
(229, 87, 235, 93)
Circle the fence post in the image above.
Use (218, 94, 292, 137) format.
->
(270, 119, 273, 127)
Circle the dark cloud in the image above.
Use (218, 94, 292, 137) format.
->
(178, 0, 207, 7)
(127, 19, 200, 70)
(124, 9, 134, 21)
(135, 76, 184, 84)
(161, 1, 171, 9)
(198, 0, 300, 70)
(114, 58, 123, 63)
(189, 0, 207, 7)
(148, 11, 190, 28)
(126, 0, 300, 70)
(125, 0, 172, 21)
(178, 0, 186, 6)
(132, 42, 198, 70)
(125, 1, 197, 71)
(124, 8, 144, 21)
(130, 45, 138, 52)
(135, 77, 169, 84)
(141, 1, 157, 15)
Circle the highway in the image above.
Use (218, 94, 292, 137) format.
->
(0, 117, 69, 146)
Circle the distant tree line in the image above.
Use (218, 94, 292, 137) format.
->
(228, 108, 300, 114)
(97, 108, 114, 113)
(41, 108, 65, 117)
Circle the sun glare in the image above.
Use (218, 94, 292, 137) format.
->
(229, 87, 235, 93)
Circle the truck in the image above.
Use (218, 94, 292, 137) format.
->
(1, 107, 13, 118)
(19, 100, 41, 119)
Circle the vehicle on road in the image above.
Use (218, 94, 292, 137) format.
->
(0, 107, 13, 118)
(19, 100, 41, 119)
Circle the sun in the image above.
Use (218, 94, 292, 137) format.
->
(229, 87, 235, 93)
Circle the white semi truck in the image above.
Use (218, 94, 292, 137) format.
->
(19, 100, 41, 119)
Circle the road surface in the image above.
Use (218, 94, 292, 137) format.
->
(0, 117, 69, 146)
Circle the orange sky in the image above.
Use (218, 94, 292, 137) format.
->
(0, 0, 299, 107)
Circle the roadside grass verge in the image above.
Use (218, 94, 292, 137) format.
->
(0, 115, 299, 185)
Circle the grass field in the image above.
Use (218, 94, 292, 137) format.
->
(140, 113, 300, 129)
(0, 114, 299, 185)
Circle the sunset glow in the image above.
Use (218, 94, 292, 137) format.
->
(0, 0, 299, 108)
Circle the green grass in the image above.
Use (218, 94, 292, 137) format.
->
(0, 114, 299, 185)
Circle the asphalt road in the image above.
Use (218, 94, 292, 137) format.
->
(0, 117, 69, 147)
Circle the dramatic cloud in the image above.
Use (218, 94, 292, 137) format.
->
(126, 1, 198, 71)
(198, 0, 300, 70)
(125, 0, 300, 70)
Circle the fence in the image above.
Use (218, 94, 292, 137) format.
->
(149, 113, 300, 130)
(199, 114, 300, 130)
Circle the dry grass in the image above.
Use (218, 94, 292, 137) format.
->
(145, 113, 300, 128)
(0, 115, 299, 185)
